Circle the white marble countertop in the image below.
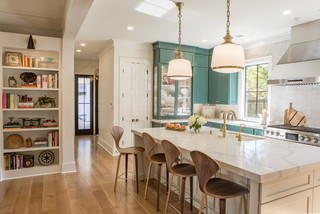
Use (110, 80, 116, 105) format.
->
(132, 127, 320, 183)
(151, 118, 266, 129)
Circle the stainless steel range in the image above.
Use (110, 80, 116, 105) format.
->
(264, 125, 320, 147)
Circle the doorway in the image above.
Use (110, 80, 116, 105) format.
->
(75, 75, 94, 135)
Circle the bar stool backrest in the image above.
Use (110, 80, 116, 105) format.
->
(161, 140, 180, 172)
(190, 150, 220, 192)
(111, 126, 124, 152)
(142, 133, 157, 160)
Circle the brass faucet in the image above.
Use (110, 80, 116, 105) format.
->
(236, 123, 246, 141)
(220, 110, 237, 137)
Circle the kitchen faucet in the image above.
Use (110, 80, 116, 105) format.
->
(220, 110, 237, 137)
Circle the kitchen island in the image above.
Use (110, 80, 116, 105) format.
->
(132, 127, 320, 214)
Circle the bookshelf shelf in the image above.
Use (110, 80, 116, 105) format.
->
(3, 127, 59, 133)
(2, 108, 59, 111)
(2, 87, 59, 91)
(4, 146, 59, 153)
(2, 66, 59, 72)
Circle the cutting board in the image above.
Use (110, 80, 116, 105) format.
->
(284, 103, 295, 125)
(289, 110, 306, 127)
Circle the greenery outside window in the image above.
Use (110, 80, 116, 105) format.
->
(245, 63, 269, 118)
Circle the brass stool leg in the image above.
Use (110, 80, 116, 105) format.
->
(125, 154, 128, 183)
(164, 174, 174, 214)
(198, 193, 206, 214)
(134, 154, 139, 193)
(141, 153, 146, 182)
(190, 177, 193, 211)
(242, 195, 248, 214)
(181, 177, 186, 214)
(219, 199, 226, 214)
(157, 164, 162, 211)
(114, 153, 122, 192)
(144, 162, 152, 200)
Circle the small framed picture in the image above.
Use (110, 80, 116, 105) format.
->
(4, 51, 23, 67)
(201, 105, 216, 119)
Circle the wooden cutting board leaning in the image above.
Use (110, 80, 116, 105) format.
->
(284, 102, 308, 127)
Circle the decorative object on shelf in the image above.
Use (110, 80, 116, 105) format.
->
(201, 105, 216, 119)
(5, 134, 24, 149)
(46, 57, 53, 62)
(4, 51, 23, 67)
(20, 72, 37, 83)
(4, 117, 21, 129)
(23, 155, 34, 168)
(211, 0, 245, 73)
(165, 123, 186, 131)
(33, 137, 48, 147)
(26, 137, 32, 147)
(27, 35, 36, 49)
(8, 76, 17, 88)
(42, 119, 57, 127)
(167, 2, 192, 80)
(35, 95, 56, 108)
(38, 150, 55, 166)
(18, 94, 34, 108)
(19, 118, 42, 128)
(188, 114, 207, 133)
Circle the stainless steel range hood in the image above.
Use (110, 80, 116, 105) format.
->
(268, 20, 320, 86)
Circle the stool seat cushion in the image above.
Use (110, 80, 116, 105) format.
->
(120, 146, 145, 154)
(171, 163, 196, 178)
(150, 153, 166, 164)
(205, 178, 249, 199)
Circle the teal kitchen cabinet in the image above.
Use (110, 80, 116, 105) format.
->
(254, 129, 265, 136)
(195, 54, 209, 67)
(193, 67, 208, 104)
(227, 125, 254, 135)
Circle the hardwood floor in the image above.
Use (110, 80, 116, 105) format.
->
(0, 135, 195, 214)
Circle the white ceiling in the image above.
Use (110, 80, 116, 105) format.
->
(75, 0, 320, 59)
(0, 0, 67, 37)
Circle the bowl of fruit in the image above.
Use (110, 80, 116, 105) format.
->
(165, 123, 186, 131)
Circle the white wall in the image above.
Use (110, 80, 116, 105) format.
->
(98, 39, 153, 155)
(74, 59, 98, 75)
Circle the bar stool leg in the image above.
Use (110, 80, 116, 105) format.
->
(242, 195, 248, 214)
(114, 153, 122, 192)
(198, 193, 205, 214)
(219, 199, 226, 214)
(190, 177, 193, 211)
(164, 174, 174, 214)
(144, 162, 152, 199)
(141, 153, 146, 182)
(134, 154, 139, 193)
(205, 194, 208, 214)
(166, 169, 169, 192)
(157, 164, 162, 211)
(181, 177, 186, 214)
(125, 154, 128, 183)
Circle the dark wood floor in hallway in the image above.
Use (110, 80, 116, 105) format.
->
(0, 135, 185, 214)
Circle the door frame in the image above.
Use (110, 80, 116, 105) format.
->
(75, 74, 94, 135)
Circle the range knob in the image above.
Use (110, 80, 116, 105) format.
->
(299, 136, 305, 141)
(265, 130, 270, 135)
(270, 131, 274, 135)
(275, 132, 280, 136)
(305, 137, 311, 142)
(312, 138, 319, 144)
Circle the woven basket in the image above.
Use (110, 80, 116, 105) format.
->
(5, 134, 24, 149)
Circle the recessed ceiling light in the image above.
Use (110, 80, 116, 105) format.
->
(202, 39, 208, 43)
(135, 0, 174, 18)
(283, 10, 291, 15)
(76, 49, 81, 53)
(80, 43, 86, 46)
(127, 26, 134, 31)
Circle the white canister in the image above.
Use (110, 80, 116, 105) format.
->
(219, 111, 224, 119)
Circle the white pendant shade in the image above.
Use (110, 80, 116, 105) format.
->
(211, 43, 245, 73)
(167, 58, 192, 80)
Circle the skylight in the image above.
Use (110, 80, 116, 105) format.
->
(135, 0, 175, 18)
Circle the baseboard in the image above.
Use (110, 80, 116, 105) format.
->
(62, 162, 76, 173)
(98, 137, 117, 156)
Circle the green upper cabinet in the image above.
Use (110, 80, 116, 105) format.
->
(195, 54, 209, 67)
(193, 67, 208, 104)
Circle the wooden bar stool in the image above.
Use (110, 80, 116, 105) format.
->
(161, 140, 196, 214)
(142, 132, 168, 211)
(190, 151, 249, 214)
(111, 126, 146, 193)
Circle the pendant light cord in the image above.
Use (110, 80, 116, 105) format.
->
(176, 2, 184, 58)
(226, 0, 230, 35)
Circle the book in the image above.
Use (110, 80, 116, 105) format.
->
(54, 74, 58, 88)
(28, 57, 32, 68)
(37, 76, 41, 88)
(2, 93, 6, 108)
(10, 94, 14, 109)
(42, 75, 48, 88)
(7, 94, 10, 108)
(48, 74, 53, 88)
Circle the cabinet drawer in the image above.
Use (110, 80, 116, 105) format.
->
(226, 125, 238, 132)
(260, 170, 313, 203)
(254, 129, 265, 136)
(243, 127, 254, 135)
(314, 167, 320, 186)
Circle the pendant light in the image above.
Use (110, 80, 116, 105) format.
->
(211, 0, 245, 73)
(167, 2, 192, 80)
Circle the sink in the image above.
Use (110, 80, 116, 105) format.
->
(217, 132, 264, 142)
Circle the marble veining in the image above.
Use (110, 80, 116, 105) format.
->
(132, 127, 320, 183)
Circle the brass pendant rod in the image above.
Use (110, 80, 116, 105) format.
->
(175, 2, 184, 58)
(223, 0, 233, 44)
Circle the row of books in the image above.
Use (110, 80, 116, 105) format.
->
(20, 74, 58, 89)
(2, 94, 21, 109)
(3, 154, 24, 170)
(23, 55, 39, 68)
(33, 132, 59, 147)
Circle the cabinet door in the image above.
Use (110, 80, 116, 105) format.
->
(228, 73, 238, 104)
(183, 52, 194, 65)
(314, 186, 320, 213)
(195, 54, 208, 67)
(160, 49, 176, 63)
(254, 129, 265, 136)
(219, 73, 229, 104)
(208, 70, 220, 104)
(193, 67, 208, 104)
(260, 189, 312, 214)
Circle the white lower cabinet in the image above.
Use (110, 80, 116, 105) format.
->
(260, 189, 312, 214)
(314, 186, 320, 213)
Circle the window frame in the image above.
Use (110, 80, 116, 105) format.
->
(239, 57, 272, 122)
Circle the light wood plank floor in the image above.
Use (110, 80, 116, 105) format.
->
(0, 135, 197, 214)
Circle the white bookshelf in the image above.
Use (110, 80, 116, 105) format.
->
(1, 44, 61, 180)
